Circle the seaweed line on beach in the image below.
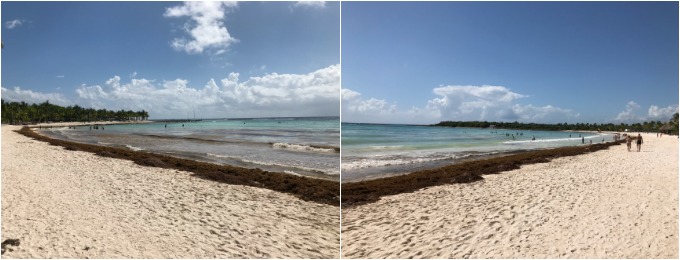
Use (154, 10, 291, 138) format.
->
(342, 140, 624, 208)
(16, 127, 339, 206)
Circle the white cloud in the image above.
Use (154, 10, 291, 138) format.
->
(341, 88, 361, 101)
(508, 104, 580, 123)
(56, 75, 65, 78)
(293, 1, 326, 9)
(342, 85, 580, 124)
(1, 87, 71, 106)
(341, 89, 399, 121)
(425, 85, 527, 120)
(614, 101, 678, 123)
(648, 105, 678, 120)
(164, 1, 239, 55)
(342, 88, 437, 124)
(615, 101, 642, 122)
(75, 64, 340, 119)
(5, 19, 23, 29)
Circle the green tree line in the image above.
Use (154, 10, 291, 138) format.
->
(1, 99, 149, 125)
(433, 113, 679, 134)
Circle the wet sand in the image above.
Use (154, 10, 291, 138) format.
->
(1, 125, 340, 258)
(342, 133, 678, 258)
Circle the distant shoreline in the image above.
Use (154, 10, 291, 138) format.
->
(22, 120, 153, 128)
(153, 116, 340, 121)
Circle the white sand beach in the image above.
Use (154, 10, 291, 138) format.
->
(1, 125, 340, 258)
(342, 133, 678, 258)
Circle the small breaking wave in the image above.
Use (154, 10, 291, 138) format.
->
(207, 153, 338, 175)
(342, 157, 442, 170)
(342, 151, 499, 171)
(283, 170, 304, 177)
(271, 142, 338, 153)
(502, 134, 604, 144)
(368, 145, 403, 150)
(206, 153, 241, 160)
(125, 144, 144, 151)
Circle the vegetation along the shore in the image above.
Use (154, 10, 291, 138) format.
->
(1, 100, 149, 125)
(434, 113, 679, 134)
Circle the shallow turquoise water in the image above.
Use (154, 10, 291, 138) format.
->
(341, 123, 613, 181)
(41, 117, 340, 180)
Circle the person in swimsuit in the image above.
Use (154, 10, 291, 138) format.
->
(636, 133, 643, 152)
(626, 136, 632, 152)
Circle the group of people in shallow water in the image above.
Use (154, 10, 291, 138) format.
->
(489, 130, 656, 152)
(501, 132, 525, 140)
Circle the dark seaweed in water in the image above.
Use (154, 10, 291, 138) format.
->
(341, 140, 623, 207)
(17, 127, 339, 206)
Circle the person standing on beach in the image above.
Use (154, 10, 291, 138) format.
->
(626, 136, 632, 151)
(582, 136, 584, 144)
(636, 133, 643, 152)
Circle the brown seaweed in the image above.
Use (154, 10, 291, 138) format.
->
(341, 141, 623, 207)
(16, 127, 340, 206)
(15, 127, 623, 208)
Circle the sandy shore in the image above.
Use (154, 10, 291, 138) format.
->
(342, 133, 678, 258)
(1, 126, 340, 258)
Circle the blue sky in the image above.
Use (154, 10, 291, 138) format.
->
(2, 1, 340, 119)
(342, 1, 679, 124)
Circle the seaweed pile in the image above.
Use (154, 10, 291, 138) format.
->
(341, 141, 623, 207)
(17, 127, 339, 206)
(17, 126, 624, 208)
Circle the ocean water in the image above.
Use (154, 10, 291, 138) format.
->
(341, 123, 613, 182)
(40, 117, 340, 180)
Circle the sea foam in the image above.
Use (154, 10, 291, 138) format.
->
(271, 142, 336, 153)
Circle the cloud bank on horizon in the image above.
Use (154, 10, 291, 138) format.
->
(615, 101, 679, 123)
(342, 86, 678, 125)
(2, 64, 340, 119)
